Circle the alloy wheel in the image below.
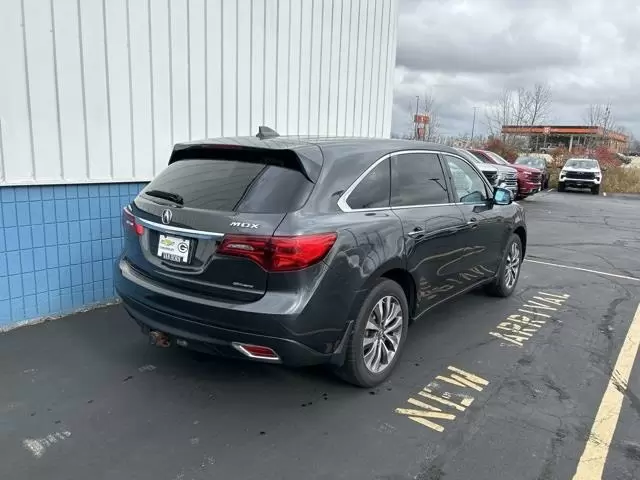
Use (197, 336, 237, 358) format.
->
(362, 296, 403, 374)
(504, 241, 521, 289)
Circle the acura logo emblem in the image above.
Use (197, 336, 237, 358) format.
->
(161, 209, 173, 225)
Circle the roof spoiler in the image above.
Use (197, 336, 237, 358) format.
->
(256, 126, 280, 140)
(168, 143, 322, 183)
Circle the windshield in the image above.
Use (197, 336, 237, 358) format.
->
(564, 159, 598, 169)
(485, 151, 511, 166)
(515, 156, 546, 168)
(455, 149, 483, 165)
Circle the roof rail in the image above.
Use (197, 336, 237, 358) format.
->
(256, 126, 280, 140)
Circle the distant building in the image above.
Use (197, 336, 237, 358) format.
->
(501, 125, 629, 153)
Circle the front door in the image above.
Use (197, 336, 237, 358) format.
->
(442, 154, 507, 282)
(389, 152, 470, 318)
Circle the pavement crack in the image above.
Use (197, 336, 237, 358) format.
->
(536, 426, 569, 480)
(542, 374, 571, 402)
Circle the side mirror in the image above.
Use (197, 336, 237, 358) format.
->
(493, 187, 512, 205)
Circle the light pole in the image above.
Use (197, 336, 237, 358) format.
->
(470, 106, 477, 145)
(415, 96, 420, 140)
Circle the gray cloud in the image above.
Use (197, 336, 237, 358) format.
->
(392, 0, 640, 140)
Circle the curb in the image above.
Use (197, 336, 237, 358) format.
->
(0, 299, 122, 334)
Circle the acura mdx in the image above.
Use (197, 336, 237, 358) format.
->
(115, 132, 527, 387)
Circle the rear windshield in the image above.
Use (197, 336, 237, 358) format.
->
(143, 159, 313, 213)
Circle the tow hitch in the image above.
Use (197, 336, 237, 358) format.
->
(149, 331, 171, 348)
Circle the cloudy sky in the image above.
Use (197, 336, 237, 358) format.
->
(391, 0, 640, 139)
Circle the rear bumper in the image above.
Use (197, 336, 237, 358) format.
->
(121, 295, 339, 366)
(114, 258, 350, 367)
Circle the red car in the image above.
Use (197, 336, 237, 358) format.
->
(469, 149, 542, 198)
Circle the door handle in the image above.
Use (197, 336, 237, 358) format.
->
(408, 227, 425, 237)
(467, 217, 479, 229)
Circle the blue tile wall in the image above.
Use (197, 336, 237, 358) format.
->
(0, 183, 147, 328)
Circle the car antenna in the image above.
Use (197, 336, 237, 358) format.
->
(256, 126, 280, 140)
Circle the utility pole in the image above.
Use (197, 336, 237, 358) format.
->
(470, 107, 477, 146)
(603, 104, 611, 150)
(415, 96, 420, 140)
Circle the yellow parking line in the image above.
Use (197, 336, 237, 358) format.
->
(572, 303, 640, 480)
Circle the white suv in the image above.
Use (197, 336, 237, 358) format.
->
(558, 158, 602, 195)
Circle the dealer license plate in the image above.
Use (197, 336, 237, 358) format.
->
(157, 234, 191, 263)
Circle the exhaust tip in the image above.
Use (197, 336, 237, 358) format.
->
(149, 331, 171, 348)
(232, 343, 281, 362)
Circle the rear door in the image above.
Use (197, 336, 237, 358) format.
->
(123, 146, 316, 302)
(389, 152, 469, 316)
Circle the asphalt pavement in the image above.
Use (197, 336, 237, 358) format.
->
(1, 189, 640, 480)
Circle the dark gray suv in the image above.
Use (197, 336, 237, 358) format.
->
(115, 133, 527, 387)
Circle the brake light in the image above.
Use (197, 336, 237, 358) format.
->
(122, 207, 144, 236)
(217, 233, 337, 272)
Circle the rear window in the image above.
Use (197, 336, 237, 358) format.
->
(346, 159, 390, 210)
(143, 159, 313, 213)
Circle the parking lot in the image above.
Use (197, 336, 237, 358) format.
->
(1, 190, 639, 480)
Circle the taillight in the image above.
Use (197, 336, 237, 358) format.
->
(217, 233, 337, 272)
(122, 207, 144, 236)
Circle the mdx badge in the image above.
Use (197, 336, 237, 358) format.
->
(161, 209, 173, 225)
(230, 221, 259, 229)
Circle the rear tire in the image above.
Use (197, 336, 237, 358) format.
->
(336, 279, 409, 388)
(591, 185, 600, 195)
(557, 182, 565, 192)
(485, 234, 522, 298)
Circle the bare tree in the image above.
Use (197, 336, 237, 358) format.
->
(584, 103, 616, 132)
(421, 92, 440, 142)
(482, 84, 553, 150)
(512, 87, 532, 127)
(485, 88, 514, 137)
(583, 103, 617, 149)
(526, 83, 552, 125)
(484, 83, 553, 140)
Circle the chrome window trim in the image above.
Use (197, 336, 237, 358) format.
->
(337, 149, 459, 213)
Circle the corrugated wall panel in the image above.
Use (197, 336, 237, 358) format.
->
(149, 0, 173, 176)
(1, 0, 33, 183)
(189, 0, 207, 141)
(286, 0, 302, 135)
(384, 0, 400, 136)
(129, 0, 154, 181)
(53, 0, 87, 182)
(79, 0, 111, 181)
(0, 0, 399, 186)
(106, 0, 134, 181)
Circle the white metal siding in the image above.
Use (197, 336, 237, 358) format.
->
(0, 0, 399, 186)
